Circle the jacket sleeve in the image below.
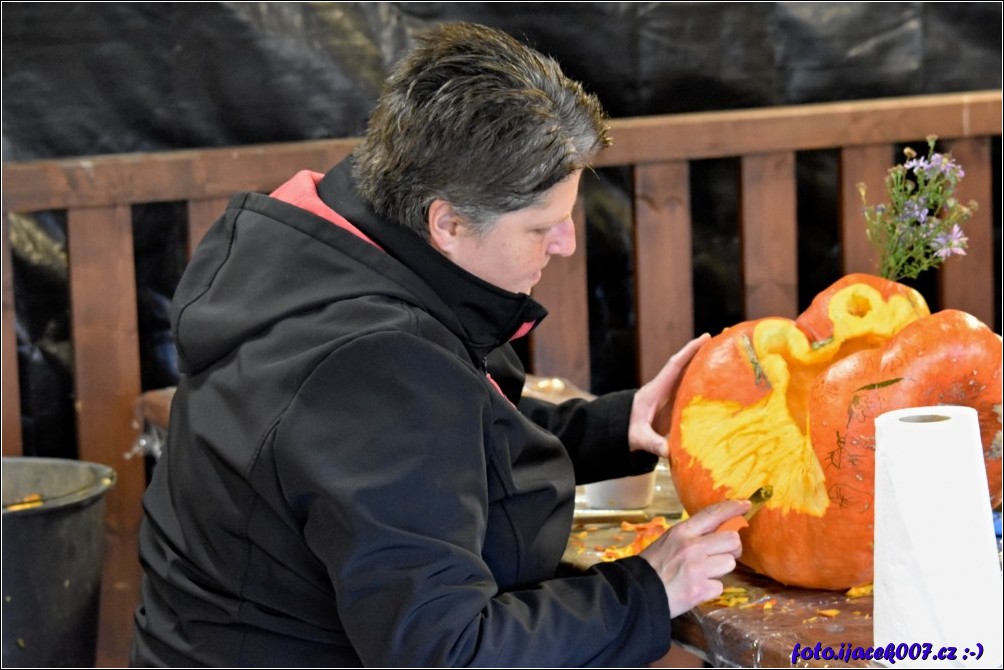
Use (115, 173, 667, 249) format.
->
(274, 330, 670, 667)
(485, 341, 658, 485)
(519, 391, 658, 485)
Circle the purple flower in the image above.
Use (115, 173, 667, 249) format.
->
(928, 153, 946, 176)
(944, 158, 965, 180)
(898, 196, 929, 224)
(904, 156, 929, 173)
(913, 152, 965, 181)
(933, 224, 968, 259)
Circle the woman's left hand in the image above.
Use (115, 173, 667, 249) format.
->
(627, 333, 710, 457)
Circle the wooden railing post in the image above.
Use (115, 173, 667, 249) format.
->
(740, 152, 799, 319)
(66, 204, 145, 667)
(633, 160, 694, 382)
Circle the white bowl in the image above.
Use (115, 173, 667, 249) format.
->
(583, 471, 656, 509)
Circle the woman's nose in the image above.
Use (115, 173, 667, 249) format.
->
(547, 218, 576, 257)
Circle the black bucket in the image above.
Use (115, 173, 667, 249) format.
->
(2, 457, 116, 668)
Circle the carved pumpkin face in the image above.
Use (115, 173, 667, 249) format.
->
(668, 273, 1003, 590)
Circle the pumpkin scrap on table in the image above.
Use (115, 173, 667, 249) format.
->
(845, 583, 873, 598)
(704, 586, 778, 611)
(668, 273, 1003, 590)
(597, 516, 673, 561)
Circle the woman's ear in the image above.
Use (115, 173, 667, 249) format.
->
(427, 199, 463, 255)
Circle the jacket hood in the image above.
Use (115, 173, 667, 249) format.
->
(171, 161, 547, 375)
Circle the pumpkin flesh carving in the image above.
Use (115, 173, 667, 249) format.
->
(668, 274, 1003, 590)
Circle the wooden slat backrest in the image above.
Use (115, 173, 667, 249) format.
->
(1, 90, 1000, 666)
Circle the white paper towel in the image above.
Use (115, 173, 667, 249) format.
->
(874, 405, 1002, 669)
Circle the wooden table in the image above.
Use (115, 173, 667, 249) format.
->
(567, 465, 876, 668)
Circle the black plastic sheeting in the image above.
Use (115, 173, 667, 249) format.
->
(3, 2, 1002, 458)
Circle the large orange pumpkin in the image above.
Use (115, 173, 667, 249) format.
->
(668, 273, 1003, 590)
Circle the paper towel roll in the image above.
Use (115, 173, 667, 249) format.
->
(874, 405, 1002, 669)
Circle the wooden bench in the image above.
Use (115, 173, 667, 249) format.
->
(3, 90, 1000, 666)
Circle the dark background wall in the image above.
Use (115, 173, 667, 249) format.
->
(5, 2, 1002, 159)
(3, 2, 1002, 457)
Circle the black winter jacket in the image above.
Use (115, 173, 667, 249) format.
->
(131, 160, 671, 667)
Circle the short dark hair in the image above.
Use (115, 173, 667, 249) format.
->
(353, 22, 611, 238)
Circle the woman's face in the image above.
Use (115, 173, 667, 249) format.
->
(430, 171, 580, 295)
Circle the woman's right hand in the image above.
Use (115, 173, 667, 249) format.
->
(638, 499, 749, 617)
